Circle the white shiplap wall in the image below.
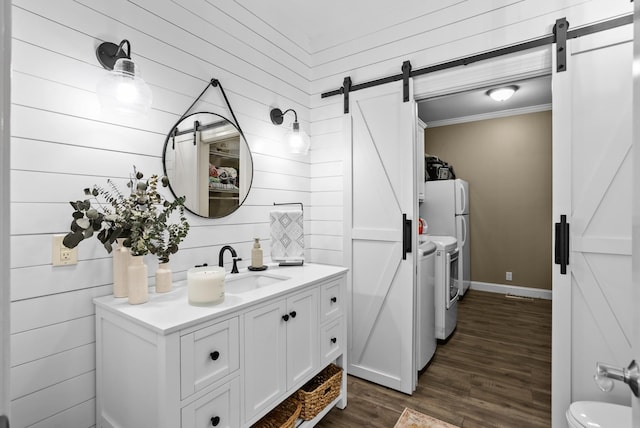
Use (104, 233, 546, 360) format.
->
(309, 0, 634, 267)
(9, 0, 635, 426)
(9, 0, 313, 426)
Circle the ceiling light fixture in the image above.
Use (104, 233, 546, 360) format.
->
(95, 39, 152, 115)
(270, 107, 310, 155)
(487, 85, 519, 102)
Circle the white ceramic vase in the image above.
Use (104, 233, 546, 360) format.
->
(112, 239, 131, 298)
(155, 262, 172, 293)
(127, 255, 148, 305)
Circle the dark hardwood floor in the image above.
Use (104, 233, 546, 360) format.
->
(316, 290, 552, 427)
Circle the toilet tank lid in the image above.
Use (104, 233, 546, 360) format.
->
(568, 401, 631, 428)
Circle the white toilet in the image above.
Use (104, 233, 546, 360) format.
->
(566, 401, 631, 427)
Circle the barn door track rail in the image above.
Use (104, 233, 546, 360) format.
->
(322, 14, 633, 114)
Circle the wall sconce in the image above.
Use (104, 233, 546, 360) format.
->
(270, 107, 310, 154)
(486, 85, 518, 102)
(95, 39, 152, 115)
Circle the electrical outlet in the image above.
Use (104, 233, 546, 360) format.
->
(52, 234, 78, 266)
(506, 271, 513, 281)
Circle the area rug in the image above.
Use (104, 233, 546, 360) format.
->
(393, 407, 460, 428)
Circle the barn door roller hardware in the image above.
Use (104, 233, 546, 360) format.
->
(554, 18, 568, 72)
(323, 14, 632, 113)
(402, 60, 412, 102)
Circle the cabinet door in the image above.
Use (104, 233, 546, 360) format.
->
(286, 289, 319, 389)
(181, 377, 240, 428)
(244, 299, 287, 421)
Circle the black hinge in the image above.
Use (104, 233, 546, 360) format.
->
(342, 76, 352, 114)
(554, 18, 569, 72)
(402, 60, 412, 102)
(402, 214, 412, 260)
(555, 214, 570, 274)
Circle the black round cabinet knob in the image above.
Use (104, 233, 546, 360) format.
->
(210, 416, 220, 426)
(331, 297, 337, 303)
(210, 351, 220, 361)
(289, 311, 297, 318)
(282, 314, 290, 322)
(331, 337, 337, 344)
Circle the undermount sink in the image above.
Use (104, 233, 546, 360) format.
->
(225, 272, 290, 294)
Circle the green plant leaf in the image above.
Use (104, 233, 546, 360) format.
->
(63, 232, 84, 248)
(82, 226, 94, 239)
(86, 208, 100, 220)
(76, 218, 90, 229)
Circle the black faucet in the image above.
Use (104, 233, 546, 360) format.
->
(218, 245, 241, 274)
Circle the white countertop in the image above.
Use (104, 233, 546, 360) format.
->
(94, 263, 348, 335)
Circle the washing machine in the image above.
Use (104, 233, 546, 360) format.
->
(417, 240, 437, 370)
(425, 235, 459, 340)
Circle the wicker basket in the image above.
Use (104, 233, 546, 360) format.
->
(296, 364, 343, 420)
(251, 395, 302, 428)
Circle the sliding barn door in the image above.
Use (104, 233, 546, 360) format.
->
(345, 81, 418, 394)
(552, 23, 633, 427)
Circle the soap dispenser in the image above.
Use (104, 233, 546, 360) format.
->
(249, 238, 266, 270)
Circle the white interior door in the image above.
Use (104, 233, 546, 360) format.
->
(345, 80, 417, 394)
(552, 24, 633, 427)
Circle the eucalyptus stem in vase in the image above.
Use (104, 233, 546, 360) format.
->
(63, 167, 190, 302)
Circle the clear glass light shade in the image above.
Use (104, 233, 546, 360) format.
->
(487, 86, 517, 102)
(97, 58, 152, 115)
(286, 122, 310, 154)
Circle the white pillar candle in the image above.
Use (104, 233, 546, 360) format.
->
(187, 266, 226, 306)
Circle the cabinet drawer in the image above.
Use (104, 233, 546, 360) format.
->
(181, 317, 239, 399)
(320, 318, 343, 367)
(320, 279, 343, 323)
(181, 376, 240, 428)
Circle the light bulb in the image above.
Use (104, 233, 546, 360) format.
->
(287, 122, 310, 154)
(487, 86, 518, 102)
(97, 58, 152, 115)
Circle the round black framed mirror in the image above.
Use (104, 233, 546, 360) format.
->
(162, 112, 253, 218)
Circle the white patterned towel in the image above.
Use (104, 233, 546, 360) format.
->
(270, 210, 305, 263)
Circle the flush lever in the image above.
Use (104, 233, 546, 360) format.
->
(594, 360, 640, 397)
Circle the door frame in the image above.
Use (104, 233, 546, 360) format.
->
(0, 0, 11, 421)
(412, 43, 564, 419)
(632, 1, 640, 425)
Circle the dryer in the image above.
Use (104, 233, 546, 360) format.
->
(425, 235, 459, 340)
(417, 240, 436, 370)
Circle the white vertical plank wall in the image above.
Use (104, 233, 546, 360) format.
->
(1, 0, 11, 423)
(9, 0, 312, 425)
(8, 0, 634, 426)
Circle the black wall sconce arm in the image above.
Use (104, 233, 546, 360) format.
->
(270, 108, 298, 126)
(96, 39, 131, 70)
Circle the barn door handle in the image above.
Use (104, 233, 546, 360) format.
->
(555, 215, 569, 274)
(402, 214, 412, 260)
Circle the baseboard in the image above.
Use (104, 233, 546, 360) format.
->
(469, 281, 552, 300)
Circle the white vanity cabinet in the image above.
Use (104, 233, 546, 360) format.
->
(244, 288, 318, 422)
(94, 264, 347, 428)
